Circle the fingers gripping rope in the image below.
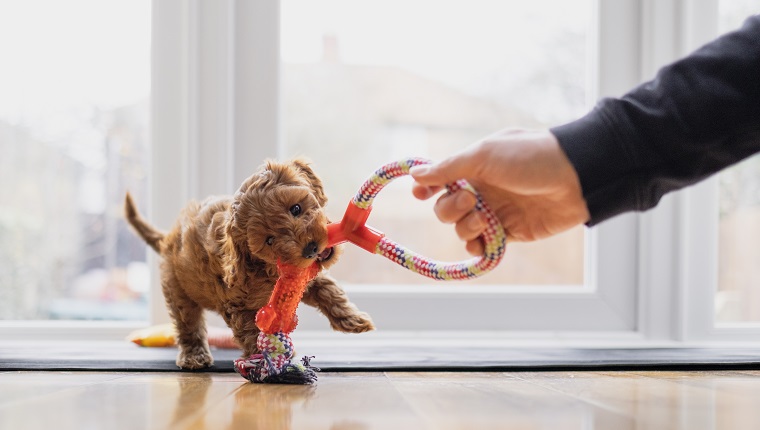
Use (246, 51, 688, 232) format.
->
(327, 158, 507, 280)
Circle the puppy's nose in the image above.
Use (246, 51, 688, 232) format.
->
(302, 241, 319, 259)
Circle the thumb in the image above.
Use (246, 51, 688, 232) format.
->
(410, 152, 478, 187)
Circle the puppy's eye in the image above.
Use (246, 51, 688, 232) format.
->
(289, 204, 302, 217)
(266, 236, 274, 246)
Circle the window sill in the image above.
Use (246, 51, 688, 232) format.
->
(0, 321, 147, 342)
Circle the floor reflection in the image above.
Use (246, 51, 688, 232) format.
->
(170, 374, 214, 428)
(229, 382, 316, 430)
(156, 371, 760, 430)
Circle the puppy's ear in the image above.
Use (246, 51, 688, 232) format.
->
(236, 166, 273, 196)
(221, 164, 272, 288)
(220, 209, 248, 289)
(292, 158, 328, 206)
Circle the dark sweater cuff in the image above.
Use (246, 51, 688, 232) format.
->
(550, 105, 640, 226)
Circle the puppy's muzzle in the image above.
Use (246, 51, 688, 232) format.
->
(302, 241, 319, 259)
(301, 241, 334, 262)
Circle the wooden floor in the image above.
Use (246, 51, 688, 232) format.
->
(1, 371, 759, 429)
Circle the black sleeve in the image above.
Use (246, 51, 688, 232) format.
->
(551, 15, 760, 226)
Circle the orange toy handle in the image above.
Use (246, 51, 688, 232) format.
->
(255, 261, 319, 334)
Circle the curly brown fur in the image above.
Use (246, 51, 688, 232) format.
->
(125, 159, 374, 369)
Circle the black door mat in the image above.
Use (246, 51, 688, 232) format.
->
(2, 341, 760, 372)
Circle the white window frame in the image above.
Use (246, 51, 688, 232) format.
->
(148, 0, 281, 327)
(3, 0, 756, 346)
(635, 0, 760, 344)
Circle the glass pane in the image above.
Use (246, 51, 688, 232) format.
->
(0, 0, 151, 320)
(281, 0, 589, 285)
(716, 0, 760, 323)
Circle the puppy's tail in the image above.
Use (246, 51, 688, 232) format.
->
(124, 192, 164, 254)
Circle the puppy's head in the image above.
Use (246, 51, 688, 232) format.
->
(227, 159, 338, 270)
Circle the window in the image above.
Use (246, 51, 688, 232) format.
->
(281, 0, 589, 287)
(715, 0, 760, 324)
(147, 0, 639, 334)
(0, 0, 151, 321)
(7, 0, 757, 344)
(652, 0, 760, 342)
(278, 0, 641, 334)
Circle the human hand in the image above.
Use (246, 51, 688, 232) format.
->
(410, 129, 590, 255)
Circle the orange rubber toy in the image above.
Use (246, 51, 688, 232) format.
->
(255, 260, 320, 334)
(235, 260, 320, 384)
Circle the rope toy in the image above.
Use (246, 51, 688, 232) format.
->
(327, 157, 507, 280)
(235, 157, 505, 385)
(234, 260, 319, 385)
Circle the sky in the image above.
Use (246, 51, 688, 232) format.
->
(0, 0, 150, 215)
(281, 0, 590, 102)
(0, 0, 151, 122)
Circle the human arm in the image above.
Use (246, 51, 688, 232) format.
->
(412, 15, 760, 252)
(553, 15, 760, 225)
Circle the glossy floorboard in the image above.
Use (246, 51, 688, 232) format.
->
(1, 370, 759, 429)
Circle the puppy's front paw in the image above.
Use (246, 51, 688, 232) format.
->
(331, 311, 375, 334)
(176, 347, 214, 370)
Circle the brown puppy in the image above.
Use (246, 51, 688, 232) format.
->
(125, 159, 374, 369)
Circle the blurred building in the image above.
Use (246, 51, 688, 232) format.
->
(0, 101, 150, 320)
(283, 37, 583, 286)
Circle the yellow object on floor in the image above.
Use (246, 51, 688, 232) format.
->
(127, 324, 239, 349)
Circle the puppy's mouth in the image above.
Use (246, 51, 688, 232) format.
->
(316, 247, 334, 262)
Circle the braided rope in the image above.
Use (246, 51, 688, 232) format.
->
(234, 332, 317, 384)
(356, 158, 506, 280)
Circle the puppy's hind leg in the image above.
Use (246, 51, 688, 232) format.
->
(162, 272, 213, 369)
(302, 274, 375, 333)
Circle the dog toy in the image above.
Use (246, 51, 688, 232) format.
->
(234, 260, 319, 385)
(234, 158, 505, 384)
(327, 158, 507, 279)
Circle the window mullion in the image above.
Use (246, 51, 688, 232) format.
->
(232, 0, 280, 186)
(635, 0, 721, 342)
(150, 0, 195, 324)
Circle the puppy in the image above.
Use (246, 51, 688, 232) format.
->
(125, 159, 374, 369)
